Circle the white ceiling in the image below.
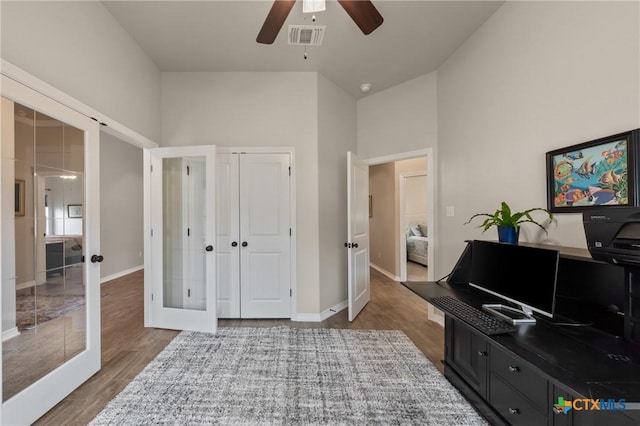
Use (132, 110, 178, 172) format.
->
(103, 1, 503, 98)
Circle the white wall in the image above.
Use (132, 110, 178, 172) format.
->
(317, 75, 357, 312)
(437, 1, 640, 277)
(100, 132, 144, 279)
(0, 1, 161, 142)
(357, 72, 438, 159)
(161, 72, 321, 315)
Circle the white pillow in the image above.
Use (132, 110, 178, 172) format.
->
(409, 225, 423, 236)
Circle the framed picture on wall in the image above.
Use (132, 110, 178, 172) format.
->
(546, 129, 640, 212)
(67, 204, 83, 218)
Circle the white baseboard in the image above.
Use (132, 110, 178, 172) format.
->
(293, 299, 348, 322)
(2, 327, 20, 342)
(100, 265, 144, 284)
(320, 300, 348, 321)
(370, 262, 400, 282)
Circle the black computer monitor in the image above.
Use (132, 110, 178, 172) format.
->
(469, 240, 560, 322)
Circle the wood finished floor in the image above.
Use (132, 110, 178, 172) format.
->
(35, 268, 444, 425)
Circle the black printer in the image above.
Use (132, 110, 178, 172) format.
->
(583, 207, 640, 266)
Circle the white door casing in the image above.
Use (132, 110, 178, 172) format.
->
(149, 146, 217, 333)
(0, 76, 101, 426)
(347, 151, 370, 322)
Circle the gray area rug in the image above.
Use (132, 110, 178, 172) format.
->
(91, 327, 487, 425)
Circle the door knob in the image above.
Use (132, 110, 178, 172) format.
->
(344, 242, 351, 248)
(242, 241, 248, 247)
(231, 241, 238, 247)
(353, 243, 359, 248)
(90, 255, 104, 263)
(205, 245, 214, 252)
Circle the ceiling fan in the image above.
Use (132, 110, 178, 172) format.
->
(257, 0, 383, 44)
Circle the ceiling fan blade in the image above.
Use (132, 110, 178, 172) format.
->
(257, 0, 297, 44)
(337, 0, 384, 35)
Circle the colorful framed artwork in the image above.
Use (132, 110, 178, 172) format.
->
(546, 129, 640, 213)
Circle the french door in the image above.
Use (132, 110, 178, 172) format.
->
(0, 76, 101, 425)
(347, 151, 370, 321)
(148, 146, 217, 332)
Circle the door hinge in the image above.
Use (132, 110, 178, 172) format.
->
(188, 289, 191, 297)
(150, 164, 153, 172)
(151, 293, 154, 301)
(187, 165, 190, 176)
(289, 228, 292, 236)
(150, 229, 154, 237)
(290, 289, 292, 297)
(289, 166, 291, 176)
(187, 227, 190, 237)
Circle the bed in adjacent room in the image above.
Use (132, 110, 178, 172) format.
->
(406, 224, 428, 266)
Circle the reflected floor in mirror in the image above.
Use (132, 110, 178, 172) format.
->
(4, 265, 86, 401)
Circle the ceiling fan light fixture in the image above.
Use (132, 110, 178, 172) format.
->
(303, 0, 326, 14)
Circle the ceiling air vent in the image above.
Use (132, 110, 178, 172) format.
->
(288, 25, 325, 46)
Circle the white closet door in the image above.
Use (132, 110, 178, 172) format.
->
(215, 154, 240, 318)
(239, 153, 291, 318)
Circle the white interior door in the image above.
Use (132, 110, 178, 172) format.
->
(149, 146, 217, 332)
(347, 151, 370, 321)
(240, 153, 291, 318)
(216, 153, 240, 318)
(0, 76, 101, 425)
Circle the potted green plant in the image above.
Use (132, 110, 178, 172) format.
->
(464, 201, 553, 244)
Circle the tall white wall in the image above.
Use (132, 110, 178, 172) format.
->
(317, 75, 357, 312)
(161, 72, 321, 315)
(357, 72, 437, 159)
(437, 1, 640, 276)
(0, 1, 161, 142)
(100, 132, 144, 279)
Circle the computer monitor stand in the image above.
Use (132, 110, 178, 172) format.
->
(482, 304, 536, 325)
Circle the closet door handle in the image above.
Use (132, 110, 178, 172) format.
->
(205, 245, 214, 252)
(231, 241, 238, 247)
(352, 243, 359, 248)
(90, 255, 104, 263)
(242, 241, 248, 247)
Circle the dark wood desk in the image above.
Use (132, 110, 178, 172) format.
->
(404, 280, 640, 426)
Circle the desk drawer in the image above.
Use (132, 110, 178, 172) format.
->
(490, 374, 547, 426)
(490, 345, 548, 411)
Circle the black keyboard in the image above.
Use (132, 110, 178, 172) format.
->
(429, 296, 517, 335)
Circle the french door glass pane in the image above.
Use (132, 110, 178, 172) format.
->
(162, 156, 207, 311)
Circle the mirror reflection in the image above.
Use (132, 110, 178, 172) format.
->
(2, 99, 86, 401)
